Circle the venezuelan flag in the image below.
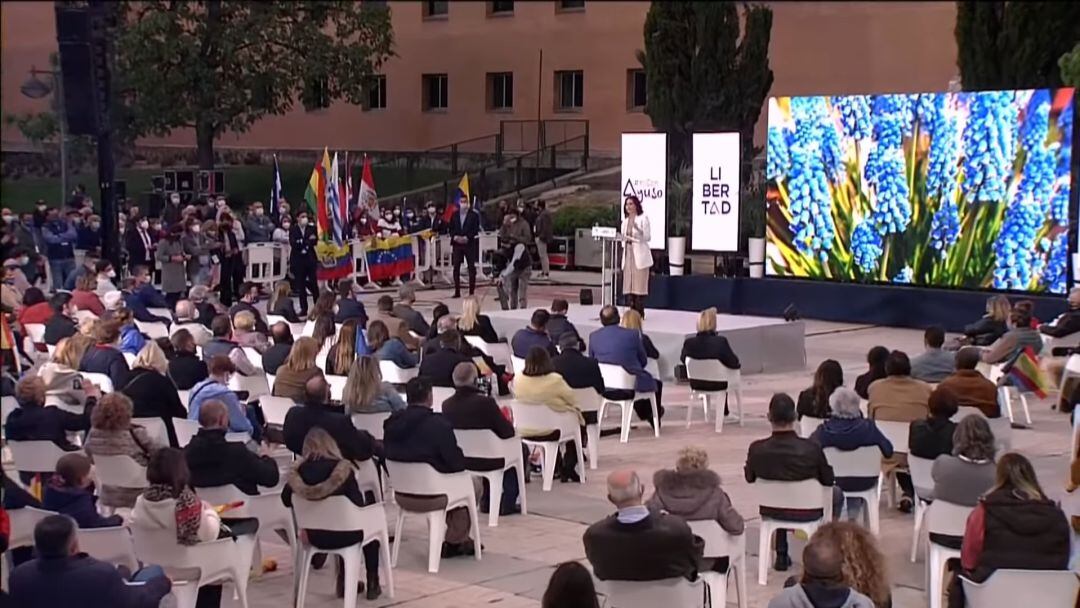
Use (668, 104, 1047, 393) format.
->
(365, 234, 416, 282)
(441, 173, 470, 223)
(1006, 347, 1051, 398)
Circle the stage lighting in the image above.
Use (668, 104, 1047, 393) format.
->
(580, 289, 593, 305)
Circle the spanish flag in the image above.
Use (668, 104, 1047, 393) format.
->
(442, 173, 470, 223)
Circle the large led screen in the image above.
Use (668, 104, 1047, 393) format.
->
(766, 89, 1074, 294)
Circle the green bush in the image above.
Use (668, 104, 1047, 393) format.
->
(552, 204, 619, 237)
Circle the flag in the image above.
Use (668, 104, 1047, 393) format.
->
(358, 155, 378, 221)
(269, 154, 282, 223)
(344, 152, 354, 219)
(1006, 347, 1051, 398)
(442, 173, 469, 223)
(365, 234, 416, 282)
(314, 152, 352, 281)
(304, 147, 330, 223)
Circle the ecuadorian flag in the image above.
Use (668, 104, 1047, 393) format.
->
(441, 173, 470, 223)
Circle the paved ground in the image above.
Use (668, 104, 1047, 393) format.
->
(225, 273, 1074, 608)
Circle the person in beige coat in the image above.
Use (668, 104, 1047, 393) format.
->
(867, 350, 931, 513)
(511, 346, 584, 482)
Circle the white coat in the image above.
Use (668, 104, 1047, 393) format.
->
(622, 213, 653, 269)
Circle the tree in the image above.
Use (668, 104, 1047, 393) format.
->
(955, 1, 1080, 90)
(113, 1, 394, 169)
(1061, 43, 1080, 88)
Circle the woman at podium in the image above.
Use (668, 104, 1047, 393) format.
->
(621, 195, 653, 312)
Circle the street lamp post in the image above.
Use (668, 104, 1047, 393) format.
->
(21, 66, 68, 203)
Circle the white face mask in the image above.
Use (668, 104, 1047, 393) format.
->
(139, 220, 149, 230)
(107, 269, 116, 278)
(18, 257, 29, 265)
(281, 222, 290, 231)
(191, 224, 201, 234)
(91, 222, 100, 230)
(299, 218, 309, 228)
(254, 208, 264, 217)
(1, 215, 13, 224)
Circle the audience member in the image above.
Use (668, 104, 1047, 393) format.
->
(811, 388, 893, 501)
(854, 346, 889, 400)
(982, 306, 1043, 364)
(42, 453, 123, 529)
(766, 528, 876, 608)
(17, 287, 54, 326)
(427, 302, 450, 340)
(393, 283, 430, 337)
(271, 336, 324, 401)
(931, 415, 997, 509)
(368, 319, 419, 370)
(311, 314, 337, 349)
(6, 376, 90, 481)
(282, 376, 375, 463)
(187, 356, 257, 439)
(232, 310, 269, 353)
(419, 330, 477, 388)
(84, 392, 164, 508)
(43, 292, 77, 346)
(514, 346, 585, 482)
(227, 282, 268, 334)
(37, 335, 97, 409)
(373, 294, 420, 350)
(680, 307, 741, 393)
(541, 561, 599, 608)
(333, 280, 368, 326)
(909, 387, 959, 461)
(911, 325, 955, 383)
(114, 308, 147, 356)
(963, 295, 1010, 347)
(745, 393, 838, 572)
(167, 329, 209, 392)
(620, 308, 659, 360)
(121, 341, 186, 438)
(546, 299, 580, 347)
(122, 267, 171, 324)
(511, 309, 557, 358)
(868, 351, 929, 512)
(281, 427, 383, 600)
(948, 453, 1070, 608)
(261, 322, 294, 375)
(269, 280, 302, 323)
(202, 314, 258, 376)
(325, 318, 360, 376)
(188, 285, 219, 329)
(583, 469, 703, 581)
(94, 259, 118, 297)
(171, 299, 213, 346)
(9, 514, 171, 608)
(186, 400, 279, 494)
(797, 359, 844, 420)
(937, 347, 1000, 418)
(588, 306, 663, 427)
(647, 446, 743, 573)
(1039, 287, 1080, 340)
(342, 356, 406, 414)
(71, 272, 105, 317)
(457, 295, 499, 343)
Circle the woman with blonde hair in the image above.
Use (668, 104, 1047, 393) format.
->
(232, 310, 269, 353)
(269, 279, 302, 322)
(457, 295, 499, 344)
(620, 308, 659, 360)
(680, 307, 741, 393)
(84, 392, 165, 508)
(37, 335, 98, 408)
(271, 336, 324, 401)
(282, 427, 384, 600)
(120, 341, 186, 446)
(810, 522, 891, 608)
(962, 295, 1010, 346)
(342, 356, 405, 414)
(325, 319, 360, 376)
(512, 346, 584, 482)
(367, 320, 418, 370)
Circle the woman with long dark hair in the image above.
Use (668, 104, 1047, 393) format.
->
(797, 359, 844, 419)
(620, 195, 652, 313)
(541, 561, 599, 608)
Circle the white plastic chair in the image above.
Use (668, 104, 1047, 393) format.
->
(177, 389, 190, 410)
(327, 374, 348, 402)
(92, 454, 150, 494)
(431, 386, 455, 413)
(301, 320, 316, 337)
(131, 504, 257, 608)
(9, 440, 80, 474)
(598, 363, 659, 443)
(465, 336, 512, 367)
(316, 342, 333, 372)
(76, 525, 138, 571)
(355, 458, 385, 503)
(81, 372, 115, 393)
(685, 358, 744, 432)
(1, 395, 17, 427)
(379, 359, 419, 384)
(600, 577, 707, 608)
(352, 411, 392, 441)
(908, 455, 935, 562)
(822, 446, 882, 534)
(146, 307, 172, 320)
(196, 484, 297, 590)
(292, 495, 395, 606)
(228, 371, 271, 400)
(24, 323, 46, 344)
(260, 395, 296, 427)
(386, 459, 482, 573)
(1060, 354, 1080, 397)
(687, 520, 747, 608)
(7, 506, 56, 552)
(510, 355, 526, 376)
(924, 500, 973, 608)
(172, 418, 201, 448)
(510, 400, 586, 491)
(996, 385, 1033, 427)
(454, 429, 527, 526)
(132, 417, 170, 446)
(241, 347, 264, 371)
(797, 416, 826, 438)
(753, 479, 832, 586)
(135, 320, 169, 340)
(960, 569, 1079, 607)
(123, 352, 137, 367)
(571, 387, 603, 470)
(874, 420, 911, 506)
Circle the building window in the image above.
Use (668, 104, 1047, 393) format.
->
(488, 1, 514, 15)
(487, 72, 513, 111)
(557, 0, 585, 11)
(302, 76, 330, 111)
(627, 69, 646, 111)
(423, 1, 448, 19)
(422, 73, 449, 111)
(364, 75, 386, 110)
(554, 70, 584, 111)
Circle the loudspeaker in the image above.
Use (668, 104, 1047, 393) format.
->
(151, 175, 165, 193)
(579, 289, 593, 305)
(56, 6, 109, 136)
(163, 171, 177, 192)
(114, 180, 127, 201)
(197, 170, 225, 194)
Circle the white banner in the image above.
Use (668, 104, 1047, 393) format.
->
(620, 132, 667, 249)
(691, 132, 741, 252)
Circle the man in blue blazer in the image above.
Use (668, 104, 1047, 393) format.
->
(587, 305, 664, 426)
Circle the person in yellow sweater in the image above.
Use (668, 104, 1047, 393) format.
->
(512, 346, 585, 483)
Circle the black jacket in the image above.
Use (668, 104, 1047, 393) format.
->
(283, 402, 375, 463)
(229, 301, 268, 335)
(43, 314, 77, 346)
(185, 428, 279, 495)
(281, 457, 370, 549)
(419, 347, 475, 388)
(270, 298, 302, 323)
(459, 315, 499, 344)
(335, 298, 368, 326)
(553, 350, 605, 396)
(441, 386, 515, 470)
(384, 405, 466, 474)
(124, 367, 188, 447)
(680, 331, 740, 391)
(908, 416, 956, 460)
(167, 351, 209, 390)
(289, 223, 318, 267)
(964, 316, 1008, 347)
(5, 404, 90, 460)
(79, 345, 130, 390)
(1040, 308, 1080, 339)
(10, 553, 170, 608)
(583, 512, 703, 582)
(261, 342, 292, 375)
(854, 368, 886, 400)
(972, 489, 1070, 581)
(546, 314, 580, 348)
(448, 209, 481, 251)
(796, 387, 832, 420)
(745, 430, 835, 517)
(642, 334, 660, 360)
(194, 302, 217, 329)
(125, 228, 155, 270)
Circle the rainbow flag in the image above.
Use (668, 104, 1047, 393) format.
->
(365, 234, 415, 282)
(1006, 347, 1051, 398)
(441, 173, 470, 223)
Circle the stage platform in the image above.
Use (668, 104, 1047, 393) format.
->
(485, 305, 806, 381)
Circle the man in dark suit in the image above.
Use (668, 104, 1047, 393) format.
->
(125, 215, 156, 273)
(43, 292, 78, 346)
(583, 468, 703, 582)
(553, 332, 604, 425)
(510, 309, 557, 358)
(228, 282, 269, 335)
(289, 210, 320, 316)
(419, 329, 476, 388)
(261, 322, 294, 375)
(334, 279, 369, 326)
(587, 306, 663, 426)
(448, 197, 481, 298)
(282, 376, 375, 463)
(185, 400, 279, 494)
(546, 299, 580, 348)
(441, 362, 520, 515)
(744, 393, 838, 572)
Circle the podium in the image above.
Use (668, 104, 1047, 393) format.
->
(592, 226, 625, 308)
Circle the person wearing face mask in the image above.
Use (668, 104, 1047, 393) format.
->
(182, 218, 211, 286)
(499, 205, 533, 249)
(125, 214, 156, 274)
(2, 258, 28, 311)
(449, 197, 481, 298)
(163, 192, 184, 227)
(217, 212, 245, 306)
(32, 199, 49, 229)
(156, 224, 189, 308)
(289, 210, 319, 316)
(243, 202, 274, 244)
(3, 209, 36, 258)
(277, 198, 291, 223)
(272, 216, 291, 245)
(94, 260, 118, 297)
(401, 207, 418, 234)
(377, 209, 402, 239)
(76, 213, 101, 253)
(63, 251, 99, 292)
(215, 197, 245, 244)
(41, 207, 79, 291)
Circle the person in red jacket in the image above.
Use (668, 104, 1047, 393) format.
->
(16, 287, 53, 327)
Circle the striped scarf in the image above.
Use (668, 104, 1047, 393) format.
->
(143, 484, 204, 545)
